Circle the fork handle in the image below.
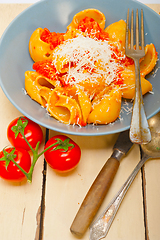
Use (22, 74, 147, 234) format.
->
(89, 153, 149, 240)
(130, 59, 151, 144)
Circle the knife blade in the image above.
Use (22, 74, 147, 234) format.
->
(70, 130, 133, 237)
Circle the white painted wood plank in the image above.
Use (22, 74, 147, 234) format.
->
(0, 86, 46, 240)
(144, 160, 160, 240)
(1, 0, 160, 4)
(43, 131, 145, 240)
(140, 5, 160, 240)
(0, 5, 45, 239)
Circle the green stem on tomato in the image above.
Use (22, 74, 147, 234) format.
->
(9, 141, 42, 183)
(8, 130, 57, 182)
(37, 142, 55, 158)
(9, 156, 30, 181)
(19, 129, 35, 153)
(27, 142, 41, 183)
(9, 119, 72, 182)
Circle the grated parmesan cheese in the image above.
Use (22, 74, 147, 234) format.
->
(52, 35, 121, 87)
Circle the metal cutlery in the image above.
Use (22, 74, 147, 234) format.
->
(89, 112, 160, 240)
(125, 9, 151, 144)
(70, 130, 133, 237)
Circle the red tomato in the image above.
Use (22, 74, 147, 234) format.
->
(44, 135, 81, 172)
(0, 147, 31, 182)
(7, 116, 43, 151)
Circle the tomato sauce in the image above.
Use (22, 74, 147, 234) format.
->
(40, 28, 64, 50)
(33, 60, 57, 79)
(78, 17, 109, 40)
(37, 17, 133, 88)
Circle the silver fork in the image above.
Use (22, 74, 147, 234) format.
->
(125, 9, 151, 144)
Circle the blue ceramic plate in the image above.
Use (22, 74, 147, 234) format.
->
(0, 0, 160, 136)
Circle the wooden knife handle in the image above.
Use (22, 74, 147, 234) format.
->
(70, 157, 120, 237)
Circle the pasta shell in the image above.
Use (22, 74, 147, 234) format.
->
(67, 9, 106, 30)
(25, 71, 54, 107)
(88, 87, 122, 124)
(140, 43, 158, 77)
(121, 68, 152, 99)
(104, 20, 126, 52)
(66, 87, 92, 124)
(29, 28, 53, 62)
(47, 88, 84, 125)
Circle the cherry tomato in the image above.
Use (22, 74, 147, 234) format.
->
(7, 116, 43, 151)
(0, 147, 31, 182)
(44, 135, 81, 172)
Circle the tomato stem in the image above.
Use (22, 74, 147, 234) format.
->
(27, 142, 41, 182)
(8, 118, 75, 183)
(37, 143, 54, 157)
(9, 156, 30, 181)
(20, 129, 35, 153)
(9, 123, 55, 182)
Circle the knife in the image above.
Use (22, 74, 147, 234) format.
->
(70, 130, 133, 237)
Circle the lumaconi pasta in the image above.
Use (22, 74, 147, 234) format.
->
(25, 9, 158, 126)
(67, 9, 106, 30)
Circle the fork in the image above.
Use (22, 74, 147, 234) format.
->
(125, 9, 151, 144)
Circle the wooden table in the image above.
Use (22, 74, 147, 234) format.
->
(0, 3, 160, 240)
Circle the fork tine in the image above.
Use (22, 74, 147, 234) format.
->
(136, 9, 139, 49)
(141, 9, 145, 50)
(126, 9, 129, 49)
(130, 9, 134, 49)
